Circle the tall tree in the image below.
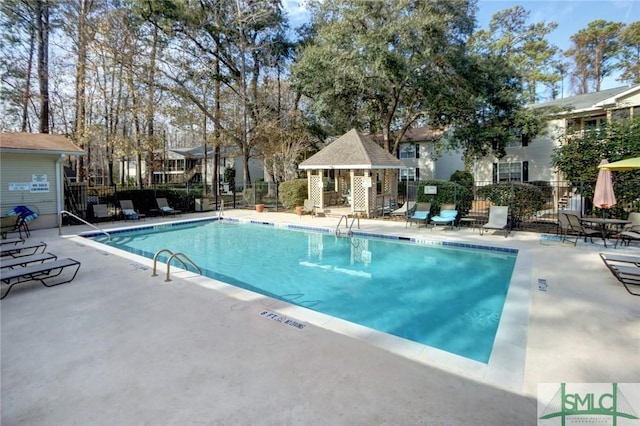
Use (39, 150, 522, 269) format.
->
(143, 0, 289, 185)
(59, 0, 100, 180)
(291, 0, 477, 154)
(617, 21, 640, 84)
(0, 0, 39, 131)
(565, 20, 623, 94)
(471, 6, 560, 103)
(34, 0, 51, 133)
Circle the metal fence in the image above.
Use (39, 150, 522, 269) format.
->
(75, 179, 638, 233)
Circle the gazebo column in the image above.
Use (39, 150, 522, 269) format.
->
(308, 170, 324, 208)
(364, 170, 372, 218)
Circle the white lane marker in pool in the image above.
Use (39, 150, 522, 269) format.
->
(538, 278, 548, 291)
(260, 310, 307, 330)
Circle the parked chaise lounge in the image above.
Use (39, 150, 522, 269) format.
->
(156, 198, 181, 216)
(0, 257, 81, 299)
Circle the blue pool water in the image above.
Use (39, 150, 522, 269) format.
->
(92, 219, 517, 363)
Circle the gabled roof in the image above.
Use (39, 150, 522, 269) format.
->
(369, 126, 444, 144)
(0, 132, 84, 155)
(299, 128, 405, 170)
(534, 84, 640, 114)
(169, 146, 215, 159)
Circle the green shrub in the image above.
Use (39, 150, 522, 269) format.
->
(417, 180, 473, 216)
(110, 188, 196, 212)
(279, 179, 308, 209)
(450, 170, 474, 191)
(477, 182, 545, 224)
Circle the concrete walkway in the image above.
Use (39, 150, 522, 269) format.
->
(1, 209, 639, 425)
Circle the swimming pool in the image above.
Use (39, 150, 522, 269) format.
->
(91, 218, 517, 363)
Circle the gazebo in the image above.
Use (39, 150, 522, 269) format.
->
(299, 128, 405, 218)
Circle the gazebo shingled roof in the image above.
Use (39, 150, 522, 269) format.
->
(299, 128, 404, 170)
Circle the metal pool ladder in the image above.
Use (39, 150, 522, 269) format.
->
(152, 249, 202, 282)
(335, 214, 360, 236)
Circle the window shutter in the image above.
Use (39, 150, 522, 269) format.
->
(492, 163, 497, 183)
(522, 134, 529, 147)
(396, 146, 400, 158)
(522, 161, 529, 182)
(415, 168, 420, 180)
(415, 144, 420, 159)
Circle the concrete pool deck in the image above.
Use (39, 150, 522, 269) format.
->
(2, 209, 639, 425)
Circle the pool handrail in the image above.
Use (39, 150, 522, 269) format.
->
(152, 248, 202, 282)
(335, 214, 360, 236)
(59, 210, 111, 241)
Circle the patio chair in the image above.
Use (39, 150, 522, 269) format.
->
(557, 212, 571, 242)
(430, 208, 458, 230)
(0, 257, 81, 300)
(303, 199, 316, 216)
(599, 253, 640, 296)
(1, 216, 23, 239)
(624, 212, 640, 230)
(480, 206, 510, 237)
(92, 204, 113, 222)
(405, 203, 431, 228)
(119, 200, 145, 220)
(615, 225, 640, 248)
(563, 212, 602, 246)
(3, 205, 38, 238)
(156, 198, 181, 216)
(391, 201, 415, 219)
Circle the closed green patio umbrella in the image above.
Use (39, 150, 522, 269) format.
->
(597, 157, 640, 171)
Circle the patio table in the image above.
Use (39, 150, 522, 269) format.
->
(579, 218, 631, 248)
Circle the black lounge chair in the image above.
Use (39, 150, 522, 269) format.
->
(1, 252, 58, 269)
(156, 198, 181, 216)
(92, 204, 113, 222)
(119, 200, 145, 220)
(1, 257, 81, 299)
(599, 253, 640, 296)
(0, 241, 46, 258)
(0, 237, 25, 246)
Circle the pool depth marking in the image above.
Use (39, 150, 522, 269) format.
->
(260, 310, 307, 329)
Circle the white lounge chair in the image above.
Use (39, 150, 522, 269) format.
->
(391, 201, 415, 219)
(480, 206, 510, 237)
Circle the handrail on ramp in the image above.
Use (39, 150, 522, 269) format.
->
(59, 210, 111, 241)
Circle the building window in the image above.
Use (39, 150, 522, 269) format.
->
(612, 107, 630, 121)
(399, 168, 417, 181)
(566, 115, 607, 136)
(493, 161, 528, 183)
(398, 144, 419, 159)
(507, 128, 522, 148)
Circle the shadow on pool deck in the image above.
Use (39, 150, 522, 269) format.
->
(2, 209, 638, 425)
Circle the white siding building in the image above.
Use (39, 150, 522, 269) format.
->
(473, 84, 640, 185)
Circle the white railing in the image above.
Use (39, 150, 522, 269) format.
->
(59, 210, 111, 240)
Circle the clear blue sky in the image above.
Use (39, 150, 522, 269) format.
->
(284, 0, 639, 93)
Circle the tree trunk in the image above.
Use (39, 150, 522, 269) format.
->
(35, 0, 50, 133)
(21, 21, 36, 132)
